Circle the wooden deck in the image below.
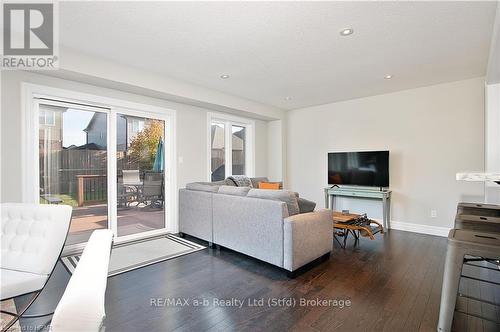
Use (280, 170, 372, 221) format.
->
(67, 204, 164, 245)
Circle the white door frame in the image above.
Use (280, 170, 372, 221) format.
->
(22, 83, 177, 253)
(111, 107, 173, 244)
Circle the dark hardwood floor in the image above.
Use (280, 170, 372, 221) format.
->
(13, 229, 500, 332)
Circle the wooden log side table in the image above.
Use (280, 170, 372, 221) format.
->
(333, 211, 384, 248)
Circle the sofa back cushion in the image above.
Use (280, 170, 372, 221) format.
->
(186, 182, 220, 192)
(297, 197, 316, 214)
(221, 179, 237, 186)
(247, 189, 300, 216)
(218, 185, 251, 196)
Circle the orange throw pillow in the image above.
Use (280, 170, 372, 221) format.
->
(258, 182, 280, 190)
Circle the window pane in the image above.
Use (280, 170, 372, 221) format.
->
(117, 115, 165, 237)
(232, 125, 246, 175)
(39, 110, 45, 124)
(39, 104, 108, 246)
(211, 122, 225, 181)
(45, 110, 55, 125)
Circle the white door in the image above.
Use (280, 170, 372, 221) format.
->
(111, 109, 171, 242)
(37, 100, 111, 246)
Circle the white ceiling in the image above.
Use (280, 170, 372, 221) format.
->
(60, 1, 497, 110)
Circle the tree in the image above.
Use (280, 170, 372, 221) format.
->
(128, 120, 163, 170)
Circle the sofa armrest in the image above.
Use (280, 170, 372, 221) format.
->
(213, 195, 288, 267)
(179, 189, 214, 242)
(283, 209, 333, 271)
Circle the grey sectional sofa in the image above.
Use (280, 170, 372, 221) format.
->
(179, 177, 333, 275)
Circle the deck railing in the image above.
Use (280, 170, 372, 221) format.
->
(76, 174, 107, 207)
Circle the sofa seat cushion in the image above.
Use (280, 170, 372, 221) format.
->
(218, 185, 251, 196)
(247, 189, 300, 216)
(0, 268, 47, 300)
(297, 198, 317, 214)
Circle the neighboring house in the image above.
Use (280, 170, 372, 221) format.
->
(84, 113, 150, 151)
(83, 113, 109, 150)
(39, 105, 63, 151)
(39, 105, 64, 195)
(126, 117, 147, 148)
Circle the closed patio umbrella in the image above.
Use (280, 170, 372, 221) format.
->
(152, 138, 164, 172)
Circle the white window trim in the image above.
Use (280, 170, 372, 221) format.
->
(22, 83, 178, 252)
(207, 112, 255, 181)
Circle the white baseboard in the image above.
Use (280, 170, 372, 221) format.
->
(388, 220, 450, 237)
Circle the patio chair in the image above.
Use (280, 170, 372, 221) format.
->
(0, 203, 72, 332)
(122, 170, 142, 186)
(139, 171, 164, 208)
(117, 182, 138, 207)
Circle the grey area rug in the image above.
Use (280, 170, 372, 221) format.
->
(61, 234, 205, 277)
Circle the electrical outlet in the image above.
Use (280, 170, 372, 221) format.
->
(430, 210, 437, 218)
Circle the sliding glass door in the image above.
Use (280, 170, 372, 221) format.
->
(39, 103, 109, 245)
(36, 98, 171, 246)
(116, 114, 166, 237)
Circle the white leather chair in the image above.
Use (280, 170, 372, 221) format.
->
(50, 229, 113, 332)
(0, 203, 72, 332)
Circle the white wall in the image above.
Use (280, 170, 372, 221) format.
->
(286, 77, 485, 233)
(0, 71, 271, 205)
(254, 120, 269, 178)
(486, 3, 500, 85)
(267, 120, 284, 182)
(485, 83, 500, 203)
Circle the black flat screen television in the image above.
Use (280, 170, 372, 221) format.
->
(328, 151, 389, 187)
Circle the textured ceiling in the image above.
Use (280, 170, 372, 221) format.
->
(60, 1, 497, 110)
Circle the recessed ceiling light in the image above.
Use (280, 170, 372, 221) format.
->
(384, 75, 393, 79)
(340, 28, 354, 36)
(220, 74, 230, 79)
(285, 96, 292, 101)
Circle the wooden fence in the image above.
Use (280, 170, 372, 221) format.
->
(40, 149, 141, 205)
